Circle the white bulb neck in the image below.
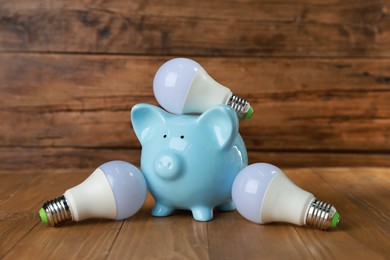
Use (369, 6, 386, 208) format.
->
(64, 168, 117, 221)
(260, 173, 314, 225)
(183, 67, 232, 113)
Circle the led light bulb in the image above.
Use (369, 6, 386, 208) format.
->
(232, 163, 340, 230)
(39, 161, 147, 226)
(153, 58, 254, 120)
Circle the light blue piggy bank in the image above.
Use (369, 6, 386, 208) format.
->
(131, 104, 248, 221)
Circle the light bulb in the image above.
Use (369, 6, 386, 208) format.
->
(39, 161, 147, 226)
(153, 58, 254, 120)
(232, 163, 340, 230)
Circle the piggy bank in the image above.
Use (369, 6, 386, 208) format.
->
(131, 104, 248, 221)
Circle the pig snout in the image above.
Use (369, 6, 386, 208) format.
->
(154, 151, 182, 180)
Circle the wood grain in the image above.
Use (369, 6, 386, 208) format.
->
(108, 195, 209, 259)
(1, 147, 390, 171)
(0, 168, 389, 259)
(290, 168, 389, 258)
(207, 210, 313, 259)
(0, 174, 40, 256)
(0, 1, 388, 56)
(1, 54, 389, 168)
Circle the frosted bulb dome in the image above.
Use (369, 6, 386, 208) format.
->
(153, 58, 200, 114)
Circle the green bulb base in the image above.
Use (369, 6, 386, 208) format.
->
(331, 212, 340, 228)
(244, 107, 254, 120)
(39, 208, 48, 224)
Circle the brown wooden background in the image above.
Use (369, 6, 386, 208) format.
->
(0, 0, 389, 170)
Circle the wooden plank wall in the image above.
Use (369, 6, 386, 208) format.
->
(0, 0, 389, 170)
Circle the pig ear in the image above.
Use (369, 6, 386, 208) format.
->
(131, 104, 167, 145)
(197, 105, 239, 149)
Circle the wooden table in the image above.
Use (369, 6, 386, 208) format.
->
(1, 167, 388, 259)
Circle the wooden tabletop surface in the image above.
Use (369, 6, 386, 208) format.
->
(0, 167, 388, 259)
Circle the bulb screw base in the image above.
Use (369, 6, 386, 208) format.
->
(40, 195, 72, 226)
(306, 198, 340, 231)
(227, 94, 254, 120)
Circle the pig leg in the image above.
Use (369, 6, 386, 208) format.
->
(217, 200, 235, 211)
(152, 202, 175, 217)
(191, 206, 213, 221)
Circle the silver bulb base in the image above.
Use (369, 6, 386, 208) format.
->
(41, 195, 73, 226)
(227, 93, 253, 120)
(306, 198, 340, 231)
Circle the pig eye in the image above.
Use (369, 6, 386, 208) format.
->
(163, 134, 167, 138)
(180, 135, 184, 139)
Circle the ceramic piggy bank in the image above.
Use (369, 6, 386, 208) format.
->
(131, 104, 248, 221)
